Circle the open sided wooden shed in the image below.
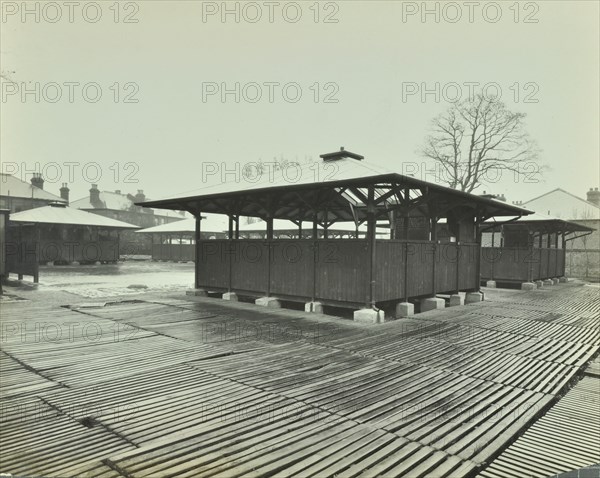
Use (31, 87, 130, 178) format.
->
(236, 219, 389, 239)
(137, 216, 228, 261)
(7, 202, 138, 281)
(480, 213, 594, 286)
(138, 149, 531, 316)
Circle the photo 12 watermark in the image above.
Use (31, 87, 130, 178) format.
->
(1, 2, 140, 24)
(0, 320, 139, 344)
(400, 2, 539, 24)
(201, 1, 339, 24)
(200, 160, 340, 185)
(401, 81, 540, 104)
(201, 81, 339, 104)
(1, 161, 140, 184)
(1, 81, 140, 104)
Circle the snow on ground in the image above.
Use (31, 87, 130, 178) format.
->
(7, 260, 195, 298)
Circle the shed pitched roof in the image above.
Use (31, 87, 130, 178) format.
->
(138, 156, 532, 222)
(136, 215, 228, 234)
(10, 204, 139, 229)
(484, 212, 594, 233)
(0, 174, 66, 203)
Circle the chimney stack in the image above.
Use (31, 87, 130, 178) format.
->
(30, 172, 44, 190)
(586, 187, 600, 206)
(134, 189, 146, 203)
(89, 184, 102, 208)
(60, 183, 70, 204)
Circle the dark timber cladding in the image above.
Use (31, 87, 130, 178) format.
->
(137, 148, 532, 308)
(480, 213, 594, 284)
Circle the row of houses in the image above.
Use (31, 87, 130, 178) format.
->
(0, 173, 188, 255)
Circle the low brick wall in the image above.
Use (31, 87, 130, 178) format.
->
(566, 249, 600, 281)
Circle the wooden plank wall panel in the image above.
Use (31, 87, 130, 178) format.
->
(269, 240, 314, 298)
(406, 242, 435, 297)
(458, 244, 479, 289)
(480, 247, 523, 281)
(436, 243, 459, 293)
(316, 240, 369, 303)
(374, 240, 405, 302)
(198, 240, 231, 289)
(230, 241, 269, 293)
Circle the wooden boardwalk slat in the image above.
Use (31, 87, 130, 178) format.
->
(1, 281, 598, 477)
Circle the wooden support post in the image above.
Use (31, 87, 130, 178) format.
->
(430, 213, 437, 296)
(403, 190, 410, 301)
(528, 232, 534, 283)
(34, 225, 40, 283)
(455, 220, 462, 293)
(228, 214, 233, 292)
(474, 214, 482, 291)
(266, 215, 273, 297)
(234, 216, 240, 239)
(324, 209, 329, 239)
(561, 231, 566, 277)
(194, 213, 201, 289)
(298, 221, 302, 239)
(312, 213, 318, 302)
(366, 187, 377, 308)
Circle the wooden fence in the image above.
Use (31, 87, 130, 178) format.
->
(481, 247, 566, 283)
(5, 225, 39, 282)
(152, 244, 195, 262)
(197, 239, 480, 307)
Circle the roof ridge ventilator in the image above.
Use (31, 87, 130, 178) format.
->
(319, 146, 365, 162)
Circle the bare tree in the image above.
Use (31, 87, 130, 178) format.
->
(422, 94, 542, 193)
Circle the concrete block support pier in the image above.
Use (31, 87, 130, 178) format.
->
(421, 297, 445, 312)
(255, 297, 281, 308)
(449, 294, 464, 306)
(486, 280, 497, 288)
(465, 292, 483, 304)
(395, 302, 414, 318)
(522, 282, 536, 291)
(354, 309, 385, 324)
(222, 292, 238, 301)
(305, 302, 324, 314)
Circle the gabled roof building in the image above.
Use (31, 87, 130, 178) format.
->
(138, 148, 532, 321)
(0, 173, 67, 213)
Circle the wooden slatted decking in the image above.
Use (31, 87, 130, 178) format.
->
(477, 376, 600, 478)
(1, 283, 598, 477)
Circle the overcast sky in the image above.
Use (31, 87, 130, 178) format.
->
(1, 1, 598, 205)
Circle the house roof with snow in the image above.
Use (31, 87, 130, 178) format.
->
(10, 203, 139, 229)
(70, 188, 189, 220)
(0, 174, 66, 203)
